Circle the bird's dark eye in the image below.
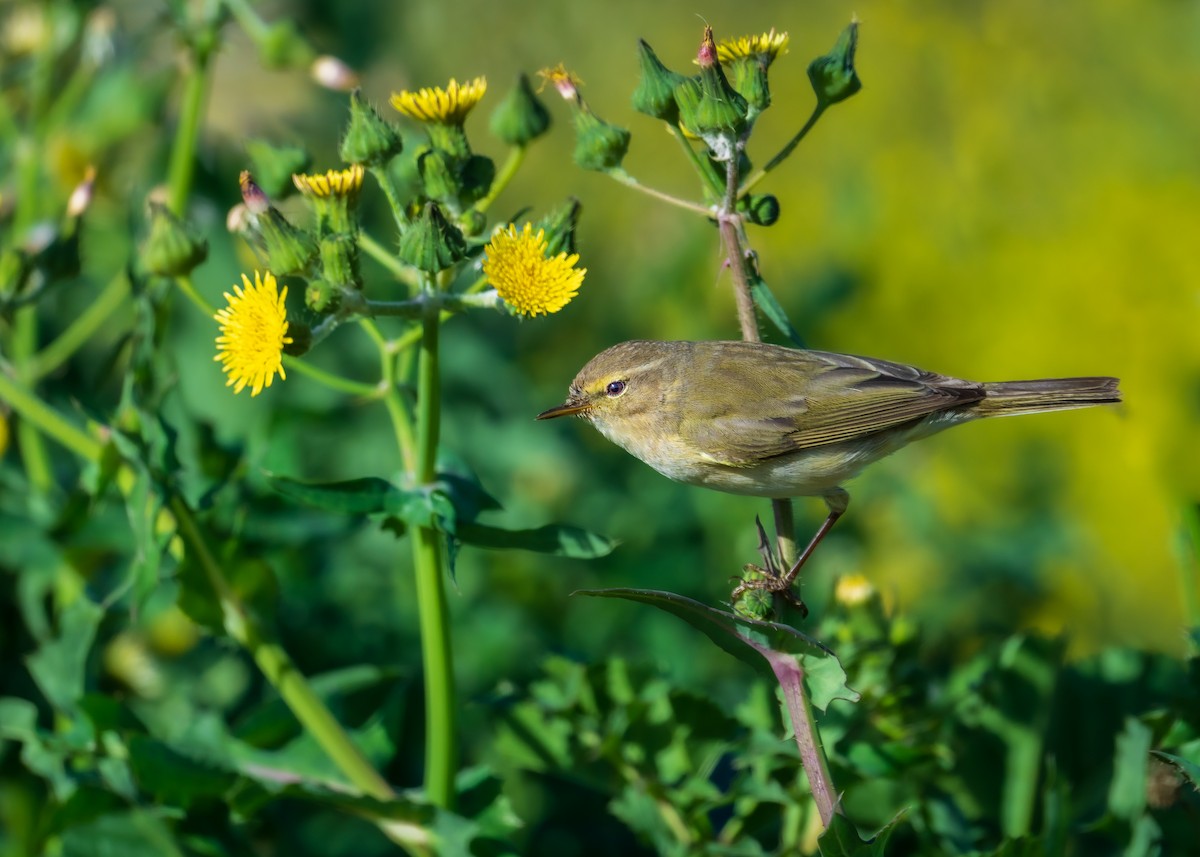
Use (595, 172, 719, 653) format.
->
(605, 380, 626, 397)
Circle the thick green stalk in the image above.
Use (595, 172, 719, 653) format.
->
(718, 153, 837, 829)
(166, 39, 214, 216)
(472, 145, 525, 215)
(170, 497, 395, 801)
(410, 301, 457, 808)
(0, 370, 102, 463)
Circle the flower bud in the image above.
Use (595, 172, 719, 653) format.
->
(458, 154, 495, 206)
(318, 234, 360, 289)
(631, 40, 686, 123)
(240, 173, 315, 275)
(740, 193, 780, 226)
(305, 279, 341, 313)
(417, 148, 459, 203)
(339, 89, 403, 167)
(489, 73, 551, 146)
(141, 202, 208, 276)
(572, 105, 630, 172)
(396, 202, 466, 273)
(246, 139, 311, 198)
(534, 198, 582, 256)
(678, 26, 748, 139)
(808, 21, 862, 107)
(726, 57, 771, 115)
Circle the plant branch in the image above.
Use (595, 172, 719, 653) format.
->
(473, 145, 526, 215)
(28, 273, 131, 382)
(607, 168, 715, 217)
(739, 103, 826, 197)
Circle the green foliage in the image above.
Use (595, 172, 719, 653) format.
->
(1, 1, 1196, 855)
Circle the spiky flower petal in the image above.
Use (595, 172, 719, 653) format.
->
(291, 164, 364, 200)
(214, 271, 292, 396)
(716, 29, 790, 65)
(390, 77, 487, 124)
(482, 224, 585, 317)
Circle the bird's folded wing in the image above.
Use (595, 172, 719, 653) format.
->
(680, 350, 985, 466)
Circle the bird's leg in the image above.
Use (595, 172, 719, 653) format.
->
(731, 490, 849, 614)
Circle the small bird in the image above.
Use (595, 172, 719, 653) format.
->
(538, 339, 1121, 605)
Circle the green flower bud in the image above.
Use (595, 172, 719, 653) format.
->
(305, 279, 341, 313)
(808, 22, 862, 107)
(677, 26, 749, 141)
(246, 139, 310, 198)
(534, 197, 582, 256)
(739, 193, 780, 226)
(458, 209, 487, 238)
(259, 20, 313, 69)
(396, 202, 466, 273)
(318, 234, 360, 289)
(339, 90, 403, 167)
(726, 57, 771, 115)
(631, 39, 687, 123)
(489, 73, 551, 146)
(141, 203, 208, 277)
(458, 154, 495, 206)
(417, 148, 459, 203)
(733, 566, 775, 621)
(572, 105, 630, 172)
(256, 207, 316, 275)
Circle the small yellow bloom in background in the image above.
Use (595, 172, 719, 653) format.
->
(716, 29, 790, 64)
(833, 572, 876, 607)
(214, 271, 292, 396)
(536, 64, 584, 102)
(482, 224, 585, 318)
(291, 164, 364, 199)
(390, 77, 487, 124)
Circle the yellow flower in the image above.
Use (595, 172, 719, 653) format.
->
(213, 271, 292, 396)
(390, 77, 487, 124)
(716, 29, 790, 64)
(482, 224, 585, 317)
(292, 164, 364, 199)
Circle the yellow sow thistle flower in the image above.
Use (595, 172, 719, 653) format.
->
(291, 164, 364, 200)
(390, 77, 487, 124)
(214, 271, 292, 396)
(482, 224, 585, 317)
(716, 29, 790, 64)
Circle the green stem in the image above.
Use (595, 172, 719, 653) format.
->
(11, 310, 52, 489)
(283, 356, 379, 398)
(607, 169, 714, 217)
(170, 496, 395, 801)
(410, 300, 457, 808)
(28, 273, 131, 382)
(166, 37, 215, 215)
(175, 274, 215, 316)
(365, 319, 418, 475)
(739, 104, 826, 197)
(222, 0, 271, 40)
(717, 154, 838, 829)
(472, 145, 525, 215)
(0, 370, 103, 463)
(670, 124, 726, 200)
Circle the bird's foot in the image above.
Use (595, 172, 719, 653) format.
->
(731, 566, 809, 619)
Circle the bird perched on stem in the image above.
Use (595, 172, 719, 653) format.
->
(538, 339, 1121, 608)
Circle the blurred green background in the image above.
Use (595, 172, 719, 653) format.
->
(14, 0, 1199, 781)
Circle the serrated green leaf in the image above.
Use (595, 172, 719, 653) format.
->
(128, 735, 240, 807)
(1152, 750, 1200, 791)
(750, 275, 805, 348)
(457, 522, 616, 558)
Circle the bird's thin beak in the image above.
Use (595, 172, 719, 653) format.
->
(536, 398, 591, 420)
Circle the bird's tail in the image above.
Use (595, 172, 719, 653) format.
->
(976, 377, 1121, 417)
